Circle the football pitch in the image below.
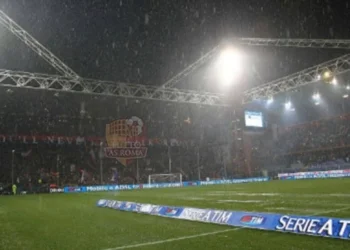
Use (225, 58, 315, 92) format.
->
(1, 179, 350, 250)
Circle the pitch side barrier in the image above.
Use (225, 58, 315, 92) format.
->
(58, 177, 268, 194)
(96, 199, 350, 241)
(278, 169, 350, 180)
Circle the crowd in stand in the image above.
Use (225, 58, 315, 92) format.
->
(0, 89, 230, 190)
(0, 89, 230, 139)
(2, 87, 350, 190)
(252, 113, 350, 173)
(277, 114, 350, 153)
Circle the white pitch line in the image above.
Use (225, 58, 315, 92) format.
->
(102, 206, 350, 250)
(313, 206, 350, 216)
(102, 228, 240, 250)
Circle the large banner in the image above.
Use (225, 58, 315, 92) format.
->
(104, 116, 147, 166)
(278, 169, 350, 180)
(0, 134, 192, 147)
(97, 199, 350, 241)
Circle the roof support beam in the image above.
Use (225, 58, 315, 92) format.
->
(0, 10, 80, 78)
(243, 54, 350, 103)
(0, 70, 228, 106)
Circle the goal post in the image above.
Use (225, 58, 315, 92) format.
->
(148, 173, 182, 185)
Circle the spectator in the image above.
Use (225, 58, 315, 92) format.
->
(0, 90, 230, 186)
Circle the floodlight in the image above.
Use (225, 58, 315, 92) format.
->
(216, 48, 242, 85)
(346, 85, 350, 90)
(323, 71, 331, 79)
(331, 77, 337, 85)
(267, 96, 273, 104)
(343, 94, 349, 99)
(312, 92, 320, 100)
(285, 101, 292, 109)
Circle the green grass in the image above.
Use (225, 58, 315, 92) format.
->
(1, 178, 350, 250)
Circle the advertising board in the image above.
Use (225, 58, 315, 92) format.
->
(96, 199, 350, 241)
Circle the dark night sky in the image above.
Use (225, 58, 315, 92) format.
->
(0, 0, 349, 90)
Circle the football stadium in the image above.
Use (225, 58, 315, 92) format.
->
(1, 1, 350, 250)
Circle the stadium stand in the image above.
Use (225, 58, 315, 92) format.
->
(0, 89, 232, 192)
(251, 113, 350, 175)
(1, 87, 350, 192)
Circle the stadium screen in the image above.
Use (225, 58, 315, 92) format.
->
(244, 111, 263, 128)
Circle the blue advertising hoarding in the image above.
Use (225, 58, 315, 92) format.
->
(278, 169, 350, 180)
(96, 199, 350, 241)
(63, 177, 269, 193)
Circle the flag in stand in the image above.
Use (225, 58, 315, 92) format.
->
(21, 149, 32, 157)
(111, 167, 118, 183)
(98, 146, 104, 160)
(89, 148, 96, 163)
(80, 169, 87, 184)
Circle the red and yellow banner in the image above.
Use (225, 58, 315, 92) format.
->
(105, 116, 148, 166)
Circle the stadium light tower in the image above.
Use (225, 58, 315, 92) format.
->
(267, 96, 274, 104)
(215, 47, 242, 86)
(285, 100, 292, 110)
(331, 77, 338, 85)
(312, 92, 320, 100)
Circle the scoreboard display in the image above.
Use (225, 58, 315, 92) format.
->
(244, 111, 264, 128)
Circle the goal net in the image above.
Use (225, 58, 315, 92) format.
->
(148, 173, 182, 185)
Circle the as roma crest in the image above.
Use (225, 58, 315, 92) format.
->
(104, 116, 147, 166)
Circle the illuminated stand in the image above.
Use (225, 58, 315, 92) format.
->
(148, 173, 182, 185)
(1, 9, 350, 180)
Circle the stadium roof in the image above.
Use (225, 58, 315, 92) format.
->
(0, 1, 349, 108)
(245, 70, 350, 125)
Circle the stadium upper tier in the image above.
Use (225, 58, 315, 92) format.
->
(0, 89, 231, 140)
(1, 85, 350, 185)
(251, 113, 350, 171)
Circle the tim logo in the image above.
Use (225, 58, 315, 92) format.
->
(165, 208, 180, 216)
(240, 216, 265, 225)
